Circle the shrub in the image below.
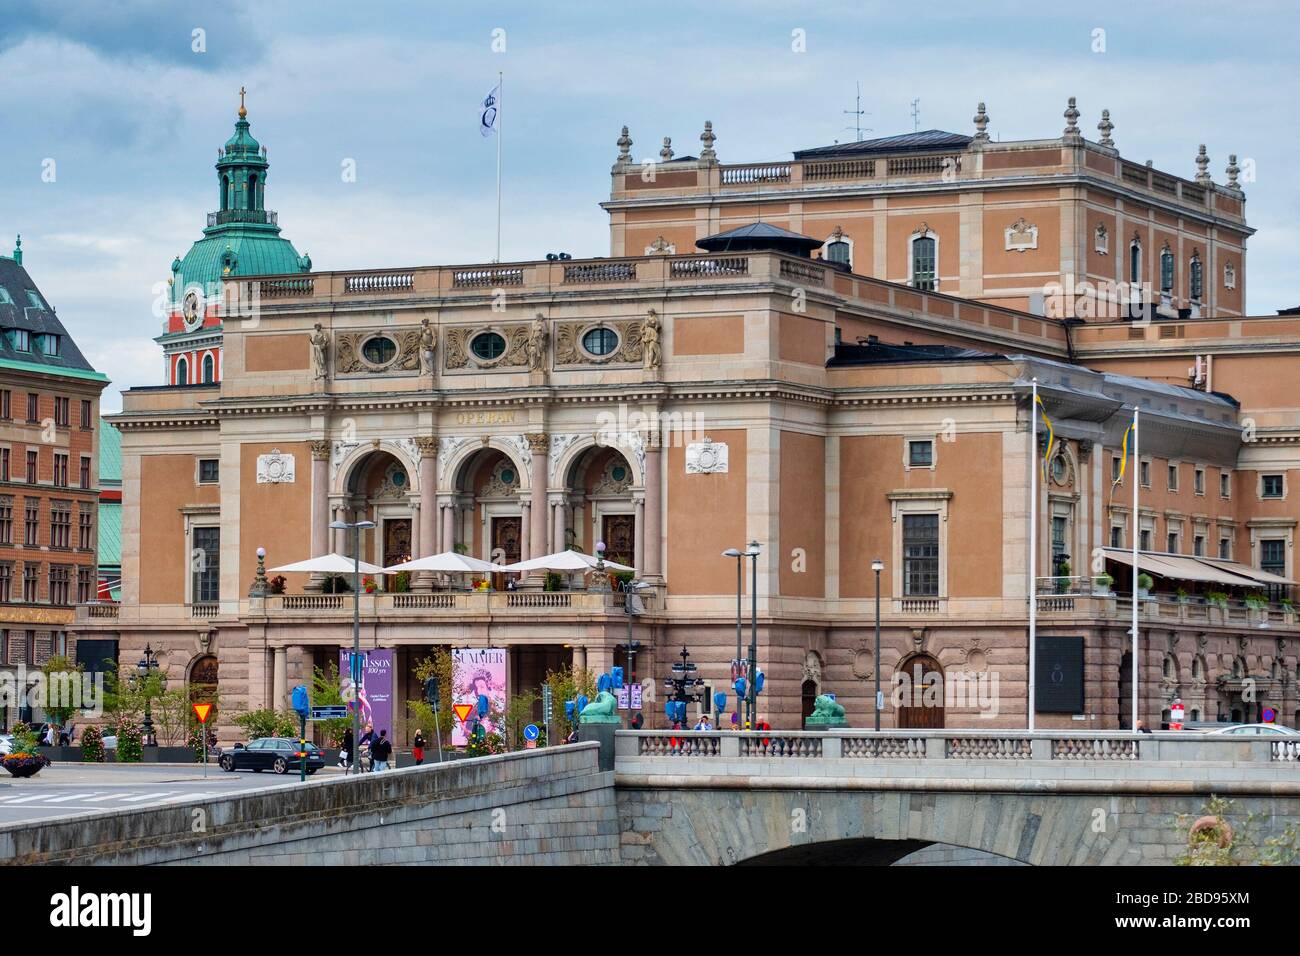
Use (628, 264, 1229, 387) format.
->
(1095, 573, 1114, 589)
(269, 575, 287, 595)
(115, 721, 144, 763)
(1137, 573, 1154, 591)
(543, 572, 564, 593)
(232, 709, 299, 741)
(80, 725, 105, 763)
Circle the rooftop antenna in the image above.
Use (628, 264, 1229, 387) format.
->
(911, 98, 921, 133)
(843, 82, 872, 142)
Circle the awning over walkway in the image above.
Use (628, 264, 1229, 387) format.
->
(1101, 548, 1290, 587)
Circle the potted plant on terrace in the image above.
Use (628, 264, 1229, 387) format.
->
(1137, 573, 1154, 600)
(1093, 572, 1114, 596)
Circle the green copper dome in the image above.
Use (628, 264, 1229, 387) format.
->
(170, 93, 309, 303)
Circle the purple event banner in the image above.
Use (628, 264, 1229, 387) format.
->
(340, 648, 395, 738)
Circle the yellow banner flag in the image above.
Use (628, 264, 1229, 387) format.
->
(1035, 395, 1055, 482)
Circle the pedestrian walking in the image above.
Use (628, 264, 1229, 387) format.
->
(412, 729, 426, 765)
(372, 729, 393, 771)
(339, 727, 354, 769)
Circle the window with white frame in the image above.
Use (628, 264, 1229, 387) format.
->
(902, 513, 940, 596)
(1190, 254, 1204, 303)
(909, 233, 937, 291)
(1129, 238, 1142, 285)
(907, 439, 934, 468)
(1221, 471, 1231, 498)
(1160, 246, 1174, 295)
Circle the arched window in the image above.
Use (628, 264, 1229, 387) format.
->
(176, 357, 189, 386)
(220, 174, 229, 211)
(202, 353, 215, 384)
(910, 234, 937, 291)
(1190, 254, 1204, 302)
(1160, 246, 1174, 294)
(1129, 238, 1142, 285)
(825, 238, 851, 267)
(247, 174, 258, 211)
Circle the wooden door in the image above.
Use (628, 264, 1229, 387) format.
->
(491, 516, 522, 589)
(896, 653, 945, 729)
(601, 514, 635, 568)
(383, 518, 412, 589)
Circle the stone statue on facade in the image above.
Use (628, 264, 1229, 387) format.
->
(419, 318, 438, 376)
(309, 323, 329, 382)
(528, 314, 549, 372)
(641, 309, 661, 370)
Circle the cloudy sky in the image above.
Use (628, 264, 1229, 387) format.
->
(2, 1, 1296, 409)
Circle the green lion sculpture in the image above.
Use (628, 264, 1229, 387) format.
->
(579, 690, 621, 724)
(805, 694, 848, 727)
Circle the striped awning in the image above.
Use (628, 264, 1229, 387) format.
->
(1102, 549, 1289, 587)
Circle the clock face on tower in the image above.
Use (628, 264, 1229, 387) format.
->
(182, 290, 202, 330)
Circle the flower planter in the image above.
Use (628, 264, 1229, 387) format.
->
(3, 754, 51, 778)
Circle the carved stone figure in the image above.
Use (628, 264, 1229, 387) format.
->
(527, 314, 549, 371)
(805, 694, 848, 727)
(579, 691, 621, 725)
(642, 309, 661, 370)
(419, 318, 437, 375)
(309, 323, 329, 381)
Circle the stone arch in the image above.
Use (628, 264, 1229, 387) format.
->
(555, 440, 640, 561)
(439, 437, 531, 494)
(552, 433, 645, 490)
(332, 440, 423, 496)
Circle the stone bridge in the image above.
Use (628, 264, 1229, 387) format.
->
(4, 731, 1299, 866)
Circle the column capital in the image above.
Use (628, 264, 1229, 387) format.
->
(310, 439, 331, 461)
(414, 435, 439, 458)
(525, 432, 549, 453)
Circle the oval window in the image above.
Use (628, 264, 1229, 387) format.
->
(582, 327, 619, 356)
(392, 471, 406, 487)
(612, 465, 627, 482)
(362, 336, 397, 365)
(501, 468, 516, 484)
(471, 332, 507, 361)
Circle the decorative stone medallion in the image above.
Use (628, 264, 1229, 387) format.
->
(1005, 217, 1039, 252)
(256, 449, 296, 484)
(685, 437, 728, 474)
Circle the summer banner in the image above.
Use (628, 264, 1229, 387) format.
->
(452, 647, 507, 745)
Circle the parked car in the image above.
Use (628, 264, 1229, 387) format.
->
(219, 737, 325, 775)
(0, 734, 12, 755)
(1204, 723, 1300, 736)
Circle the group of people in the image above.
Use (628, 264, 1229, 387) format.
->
(40, 723, 74, 746)
(337, 722, 415, 772)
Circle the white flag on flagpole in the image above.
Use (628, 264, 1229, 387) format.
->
(480, 85, 500, 137)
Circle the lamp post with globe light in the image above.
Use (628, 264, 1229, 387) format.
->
(137, 644, 159, 746)
(872, 558, 885, 730)
(330, 517, 376, 774)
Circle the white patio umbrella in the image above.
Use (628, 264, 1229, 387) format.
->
(268, 553, 384, 575)
(382, 551, 505, 574)
(502, 550, 636, 574)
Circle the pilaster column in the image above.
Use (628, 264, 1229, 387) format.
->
(440, 497, 456, 554)
(526, 433, 549, 560)
(416, 437, 438, 590)
(520, 499, 532, 565)
(643, 431, 663, 580)
(550, 493, 568, 554)
(572, 645, 587, 673)
(634, 495, 645, 574)
(307, 440, 331, 591)
(272, 646, 287, 712)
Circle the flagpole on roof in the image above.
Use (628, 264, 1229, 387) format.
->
(1028, 377, 1038, 732)
(1132, 406, 1140, 732)
(495, 70, 503, 263)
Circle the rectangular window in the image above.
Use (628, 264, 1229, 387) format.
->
(7, 330, 30, 353)
(23, 499, 38, 546)
(1111, 456, 1121, 484)
(1110, 526, 1123, 548)
(53, 396, 69, 428)
(1193, 535, 1204, 557)
(1140, 530, 1152, 551)
(76, 566, 94, 604)
(1140, 461, 1151, 488)
(902, 513, 940, 597)
(1167, 532, 1179, 554)
(1221, 472, 1231, 498)
(80, 399, 92, 430)
(1194, 468, 1205, 495)
(25, 449, 36, 484)
(49, 566, 70, 606)
(198, 458, 220, 484)
(0, 390, 9, 420)
(22, 565, 38, 603)
(910, 237, 937, 292)
(0, 564, 10, 602)
(50, 502, 71, 550)
(78, 507, 92, 550)
(25, 393, 37, 423)
(79, 456, 90, 489)
(1262, 474, 1284, 499)
(1219, 537, 1232, 560)
(53, 453, 68, 488)
(1052, 516, 1068, 557)
(0, 498, 11, 546)
(1167, 465, 1178, 492)
(907, 440, 933, 468)
(192, 526, 220, 603)
(1261, 539, 1286, 577)
(0, 447, 8, 483)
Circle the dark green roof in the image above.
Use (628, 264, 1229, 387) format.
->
(0, 249, 105, 379)
(98, 500, 121, 570)
(99, 418, 121, 485)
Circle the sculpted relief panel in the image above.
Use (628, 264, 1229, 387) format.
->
(554, 319, 644, 366)
(335, 329, 422, 375)
(443, 324, 531, 371)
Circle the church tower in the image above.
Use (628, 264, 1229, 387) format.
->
(159, 89, 312, 386)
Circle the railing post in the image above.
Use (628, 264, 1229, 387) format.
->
(1030, 737, 1052, 760)
(925, 736, 946, 760)
(720, 735, 740, 758)
(822, 735, 842, 759)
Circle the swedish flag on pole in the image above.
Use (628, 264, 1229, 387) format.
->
(1035, 394, 1055, 483)
(1112, 419, 1135, 495)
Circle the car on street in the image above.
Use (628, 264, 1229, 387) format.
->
(219, 737, 325, 775)
(1204, 723, 1300, 736)
(0, 735, 12, 755)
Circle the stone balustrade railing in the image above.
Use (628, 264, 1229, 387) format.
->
(616, 730, 1299, 763)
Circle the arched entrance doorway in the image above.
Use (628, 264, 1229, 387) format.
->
(452, 448, 525, 586)
(896, 653, 944, 728)
(1118, 651, 1132, 729)
(556, 445, 638, 567)
(801, 680, 818, 729)
(340, 450, 415, 587)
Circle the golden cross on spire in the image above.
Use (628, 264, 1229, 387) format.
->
(238, 86, 247, 118)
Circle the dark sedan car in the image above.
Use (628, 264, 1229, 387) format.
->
(219, 737, 325, 775)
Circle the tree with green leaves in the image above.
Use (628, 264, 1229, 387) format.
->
(309, 662, 352, 745)
(543, 663, 596, 743)
(231, 709, 299, 740)
(407, 649, 455, 747)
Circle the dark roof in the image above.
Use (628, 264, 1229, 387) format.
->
(1278, 306, 1300, 316)
(828, 339, 999, 367)
(0, 255, 97, 375)
(794, 129, 972, 160)
(696, 221, 825, 255)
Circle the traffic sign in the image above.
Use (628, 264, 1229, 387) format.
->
(523, 724, 540, 741)
(192, 702, 213, 724)
(310, 705, 349, 721)
(453, 703, 474, 723)
(1263, 707, 1277, 723)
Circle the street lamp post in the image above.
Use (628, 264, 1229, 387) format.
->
(330, 517, 376, 775)
(745, 541, 760, 728)
(137, 644, 159, 746)
(872, 559, 884, 731)
(722, 548, 744, 726)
